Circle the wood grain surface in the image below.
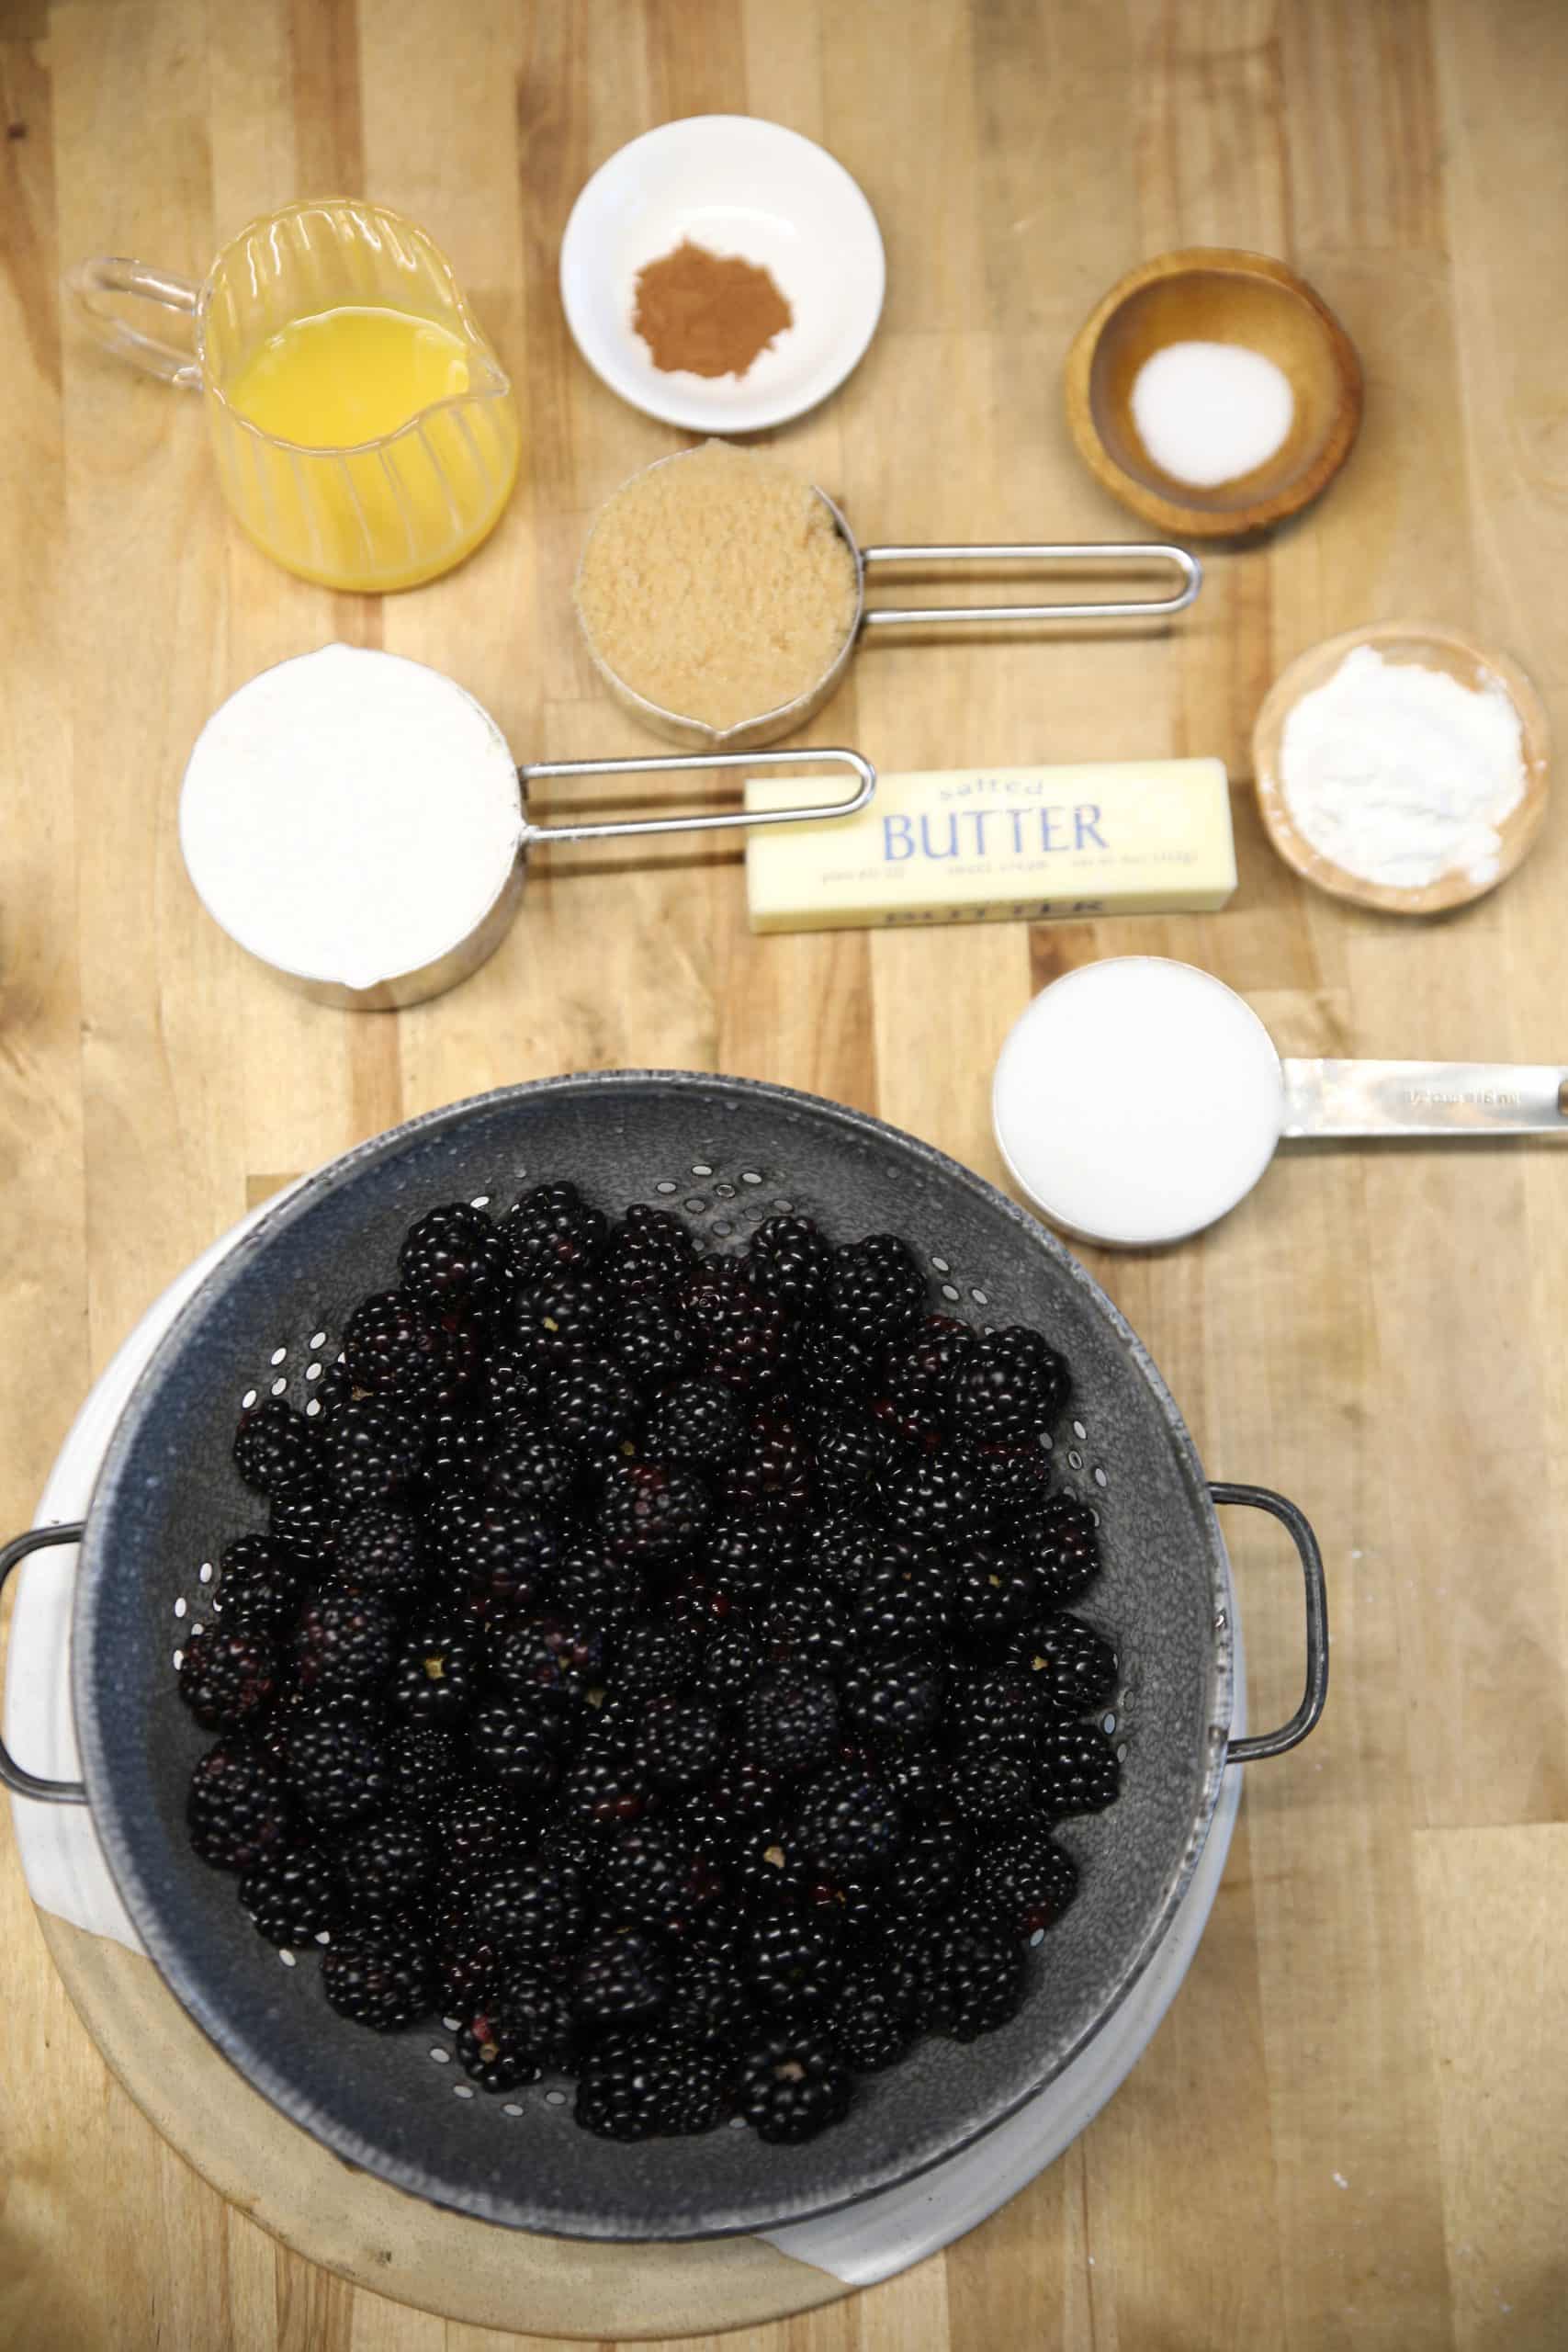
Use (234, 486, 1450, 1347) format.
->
(3, 2, 1566, 2347)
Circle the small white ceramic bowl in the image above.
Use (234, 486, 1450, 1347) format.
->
(559, 114, 886, 432)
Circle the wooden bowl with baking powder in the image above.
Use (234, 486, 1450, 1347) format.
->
(1251, 620, 1551, 915)
(1065, 248, 1363, 538)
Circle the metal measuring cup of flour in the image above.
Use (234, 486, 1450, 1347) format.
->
(178, 645, 875, 1012)
(574, 447, 1203, 752)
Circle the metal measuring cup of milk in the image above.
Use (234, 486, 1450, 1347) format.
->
(178, 646, 875, 1012)
(574, 447, 1203, 752)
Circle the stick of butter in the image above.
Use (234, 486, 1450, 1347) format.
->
(745, 760, 1236, 933)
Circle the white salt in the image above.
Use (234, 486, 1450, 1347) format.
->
(1279, 644, 1526, 890)
(992, 958, 1285, 1249)
(179, 645, 522, 989)
(1131, 340, 1294, 488)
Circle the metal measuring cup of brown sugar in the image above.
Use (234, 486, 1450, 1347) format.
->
(574, 447, 1202, 753)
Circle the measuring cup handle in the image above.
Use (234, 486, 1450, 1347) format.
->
(517, 747, 875, 847)
(857, 541, 1201, 626)
(67, 255, 202, 388)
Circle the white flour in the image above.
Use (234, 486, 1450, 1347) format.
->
(1279, 645, 1525, 889)
(1130, 340, 1294, 488)
(179, 645, 523, 989)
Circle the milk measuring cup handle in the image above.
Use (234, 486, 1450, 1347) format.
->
(1280, 1059, 1568, 1139)
(67, 255, 202, 388)
(856, 541, 1201, 628)
(517, 746, 876, 846)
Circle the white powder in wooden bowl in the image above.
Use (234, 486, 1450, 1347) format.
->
(575, 439, 861, 731)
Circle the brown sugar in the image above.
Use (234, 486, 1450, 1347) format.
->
(574, 441, 861, 733)
(632, 241, 792, 379)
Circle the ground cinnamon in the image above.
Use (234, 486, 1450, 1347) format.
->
(632, 240, 792, 379)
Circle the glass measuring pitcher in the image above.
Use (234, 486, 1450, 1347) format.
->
(69, 199, 520, 593)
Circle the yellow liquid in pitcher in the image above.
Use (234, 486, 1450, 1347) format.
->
(218, 305, 519, 592)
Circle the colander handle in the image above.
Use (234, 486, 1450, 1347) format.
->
(516, 746, 875, 844)
(1209, 1482, 1329, 1763)
(0, 1523, 89, 1805)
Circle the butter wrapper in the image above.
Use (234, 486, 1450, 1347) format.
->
(745, 760, 1236, 933)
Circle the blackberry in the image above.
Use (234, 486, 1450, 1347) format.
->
(186, 1740, 290, 1871)
(950, 1669, 1042, 1760)
(667, 1929, 757, 2052)
(703, 1748, 783, 1826)
(832, 1947, 920, 2072)
(440, 1777, 516, 1871)
(321, 1396, 425, 1507)
(879, 1741, 947, 1815)
(282, 1707, 389, 1825)
(344, 1288, 472, 1404)
(969, 1828, 1078, 1939)
(386, 1724, 465, 1820)
(513, 1271, 611, 1363)
(951, 1327, 1070, 1442)
(1032, 1718, 1121, 1815)
(892, 1815, 965, 1916)
(762, 1579, 853, 1680)
(611, 1294, 698, 1389)
(177, 1624, 278, 1730)
(574, 2032, 674, 2141)
(795, 1323, 880, 1412)
(561, 1736, 658, 1837)
(468, 1691, 570, 1792)
(705, 1514, 780, 1607)
(794, 1769, 904, 1877)
(829, 1234, 927, 1339)
(945, 1746, 1032, 1827)
(422, 1407, 490, 1490)
(881, 1315, 976, 1406)
(726, 1816, 807, 1912)
(854, 1544, 951, 1652)
(232, 1397, 319, 1498)
(720, 1408, 813, 1518)
(841, 1652, 942, 1747)
(335, 1807, 433, 1908)
(497, 1613, 605, 1705)
(457, 1967, 575, 2089)
(810, 1416, 889, 1503)
(804, 1509, 886, 1596)
(744, 1911, 843, 2011)
(680, 1262, 795, 1392)
(399, 1201, 506, 1306)
(642, 1379, 745, 1468)
(693, 1617, 762, 1708)
(267, 1484, 338, 1567)
(321, 1927, 437, 2030)
(333, 1503, 423, 1598)
(741, 1674, 839, 1781)
(215, 1532, 306, 1626)
(746, 1214, 832, 1318)
(445, 1498, 558, 1614)
(551, 1543, 641, 1649)
(950, 1544, 1040, 1649)
(478, 1334, 551, 1423)
(972, 1440, 1053, 1522)
(598, 1819, 723, 1934)
(467, 1858, 581, 1962)
(615, 1619, 697, 1699)
(872, 1449, 976, 1547)
(548, 1355, 642, 1455)
(1024, 1491, 1102, 1609)
(599, 1459, 710, 1565)
(1031, 1616, 1118, 1714)
(293, 1585, 396, 1693)
(639, 1695, 724, 1792)
(500, 1180, 608, 1284)
(603, 1203, 698, 1298)
(573, 1927, 671, 2028)
(389, 1620, 478, 1724)
(240, 1845, 338, 1947)
(481, 1420, 576, 1512)
(918, 1917, 1025, 2041)
(739, 2028, 851, 2142)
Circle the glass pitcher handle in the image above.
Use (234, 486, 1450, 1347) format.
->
(67, 256, 202, 388)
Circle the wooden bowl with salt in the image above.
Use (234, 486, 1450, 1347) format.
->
(1251, 621, 1551, 916)
(1065, 248, 1363, 538)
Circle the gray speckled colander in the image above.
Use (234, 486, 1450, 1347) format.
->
(0, 1072, 1325, 2241)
